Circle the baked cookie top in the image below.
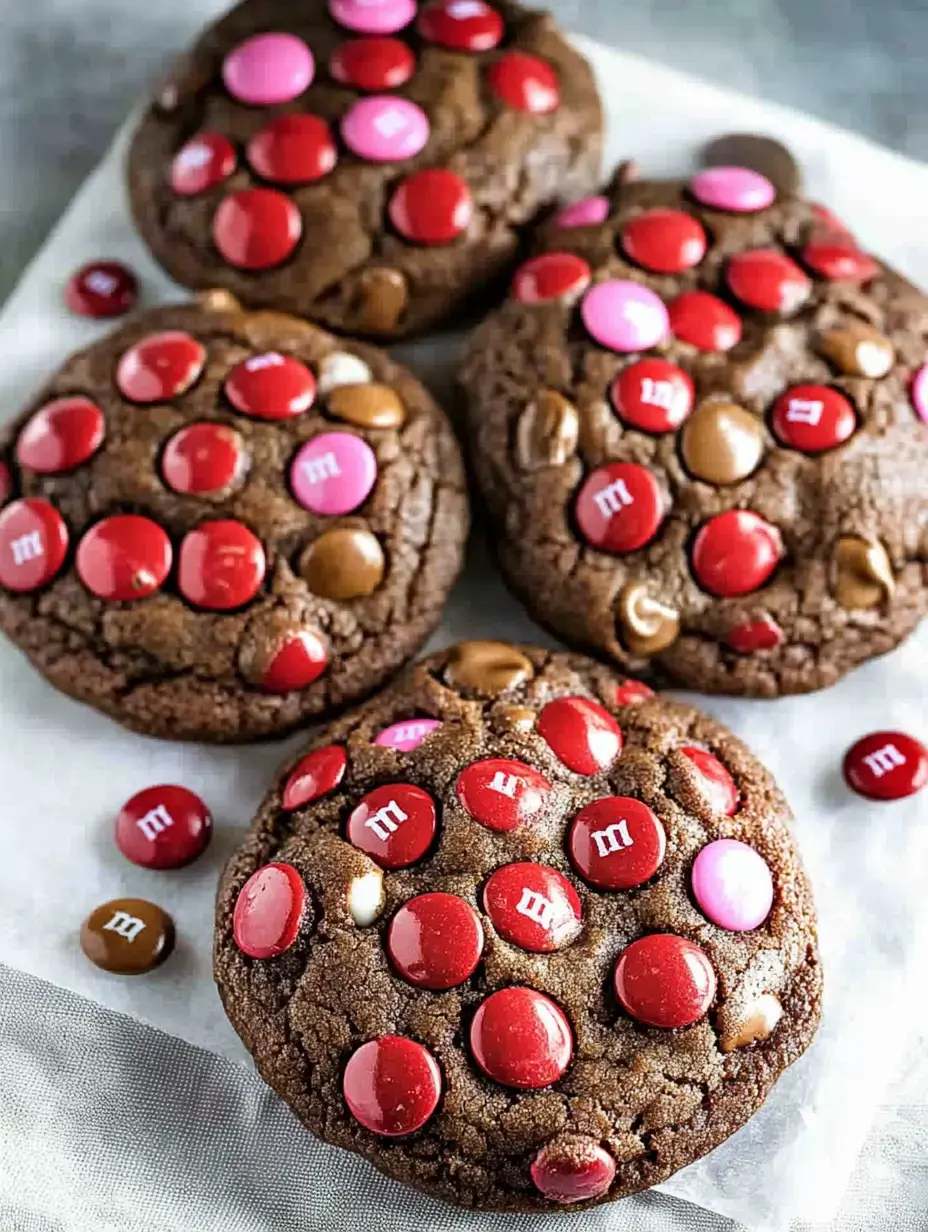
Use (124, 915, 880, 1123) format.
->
(215, 641, 821, 1211)
(458, 164, 928, 696)
(127, 0, 603, 339)
(0, 294, 467, 741)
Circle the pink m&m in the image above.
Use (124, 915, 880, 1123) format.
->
(341, 96, 429, 162)
(690, 166, 776, 213)
(330, 0, 416, 35)
(222, 33, 315, 106)
(555, 196, 610, 229)
(375, 718, 443, 751)
(291, 432, 377, 515)
(912, 365, 928, 423)
(581, 280, 669, 353)
(691, 839, 773, 931)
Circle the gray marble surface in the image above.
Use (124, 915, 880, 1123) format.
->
(0, 0, 926, 302)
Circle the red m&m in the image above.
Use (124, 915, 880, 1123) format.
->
(389, 169, 473, 245)
(177, 520, 266, 610)
(282, 744, 348, 810)
(668, 291, 742, 352)
(225, 353, 317, 420)
(843, 730, 928, 801)
(568, 797, 666, 890)
(681, 745, 739, 815)
(115, 784, 212, 870)
(0, 499, 69, 592)
(170, 133, 237, 196)
(470, 987, 572, 1089)
(691, 510, 782, 597)
(347, 783, 437, 868)
(802, 242, 878, 285)
(486, 52, 560, 114)
(387, 892, 484, 988)
(161, 422, 245, 496)
(16, 397, 105, 474)
(233, 862, 306, 958)
(417, 1, 504, 51)
(76, 515, 172, 602)
(726, 249, 811, 315)
(771, 384, 856, 454)
(455, 757, 551, 832)
(575, 462, 664, 554)
(620, 209, 707, 275)
(611, 359, 694, 434)
(483, 863, 581, 952)
(537, 696, 623, 775)
(65, 260, 139, 318)
(213, 189, 302, 270)
(726, 615, 784, 653)
(512, 252, 591, 304)
(531, 1138, 616, 1204)
(343, 1036, 441, 1137)
(330, 37, 416, 90)
(116, 331, 206, 403)
(614, 933, 716, 1028)
(262, 632, 328, 693)
(615, 679, 655, 705)
(247, 114, 337, 185)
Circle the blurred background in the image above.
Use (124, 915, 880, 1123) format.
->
(1, 0, 925, 301)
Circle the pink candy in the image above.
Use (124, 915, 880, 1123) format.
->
(375, 719, 443, 751)
(341, 96, 430, 162)
(912, 365, 928, 423)
(329, 0, 416, 33)
(691, 839, 773, 932)
(222, 33, 314, 106)
(690, 166, 776, 213)
(555, 196, 610, 229)
(581, 280, 670, 353)
(290, 432, 377, 515)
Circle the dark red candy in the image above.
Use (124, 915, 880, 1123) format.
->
(691, 510, 782, 597)
(343, 1036, 442, 1136)
(843, 731, 928, 801)
(681, 745, 739, 815)
(615, 679, 655, 705)
(0, 498, 69, 593)
(726, 249, 811, 314)
(0, 462, 11, 506)
(387, 892, 484, 988)
(170, 132, 237, 196)
(247, 114, 338, 185)
(802, 241, 878, 284)
(511, 252, 591, 304)
(115, 784, 212, 870)
(668, 290, 743, 352)
(531, 1138, 616, 1205)
(177, 520, 266, 610)
(330, 36, 416, 90)
(282, 745, 348, 810)
(470, 987, 573, 1089)
(417, 1, 504, 51)
(482, 862, 581, 952)
(16, 397, 105, 474)
(233, 862, 306, 958)
(537, 696, 623, 775)
(726, 615, 784, 653)
(455, 757, 551, 832)
(65, 260, 139, 319)
(611, 358, 694, 434)
(162, 422, 244, 495)
(620, 209, 707, 274)
(212, 188, 302, 270)
(116, 331, 206, 403)
(575, 462, 664, 554)
(225, 352, 317, 420)
(346, 783, 437, 868)
(614, 933, 716, 1028)
(261, 632, 328, 693)
(486, 52, 559, 114)
(388, 169, 473, 245)
(568, 796, 666, 890)
(772, 384, 856, 454)
(76, 515, 172, 602)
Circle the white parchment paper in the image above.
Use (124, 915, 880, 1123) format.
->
(0, 35, 926, 1231)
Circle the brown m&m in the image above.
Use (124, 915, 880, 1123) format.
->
(817, 321, 894, 378)
(301, 527, 385, 599)
(617, 582, 679, 655)
(444, 640, 534, 697)
(515, 390, 579, 471)
(80, 898, 175, 974)
(327, 383, 406, 429)
(833, 536, 895, 609)
(680, 401, 765, 485)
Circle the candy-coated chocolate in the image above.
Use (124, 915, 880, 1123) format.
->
(342, 1036, 441, 1136)
(76, 515, 172, 602)
(80, 898, 175, 975)
(374, 718, 442, 752)
(331, 0, 417, 35)
(455, 757, 551, 832)
(668, 290, 742, 352)
(417, 1, 504, 50)
(328, 383, 406, 429)
(262, 632, 328, 692)
(233, 863, 306, 958)
(611, 358, 693, 434)
(116, 330, 206, 402)
(616, 583, 680, 656)
(621, 208, 707, 274)
(444, 640, 535, 696)
(817, 321, 893, 379)
(555, 195, 610, 229)
(389, 169, 473, 245)
(681, 745, 739, 815)
(726, 615, 784, 653)
(843, 730, 928, 801)
(568, 796, 666, 890)
(347, 783, 437, 868)
(614, 933, 716, 1028)
(575, 461, 664, 553)
(614, 679, 654, 705)
(486, 52, 560, 114)
(833, 536, 895, 610)
(222, 32, 314, 105)
(65, 260, 139, 318)
(115, 784, 212, 870)
(212, 188, 302, 270)
(162, 422, 245, 495)
(680, 400, 765, 485)
(515, 390, 579, 470)
(290, 431, 377, 515)
(531, 1138, 616, 1204)
(912, 365, 928, 423)
(537, 696, 623, 775)
(16, 397, 105, 474)
(581, 280, 669, 353)
(329, 36, 416, 90)
(469, 987, 573, 1089)
(283, 745, 348, 810)
(225, 352, 317, 420)
(170, 133, 237, 196)
(689, 165, 776, 213)
(802, 241, 879, 284)
(247, 114, 337, 185)
(691, 839, 773, 931)
(301, 527, 385, 598)
(177, 519, 266, 610)
(511, 252, 591, 303)
(341, 96, 430, 161)
(0, 499, 69, 592)
(771, 384, 856, 453)
(726, 249, 811, 315)
(691, 510, 782, 597)
(387, 892, 484, 987)
(483, 862, 581, 952)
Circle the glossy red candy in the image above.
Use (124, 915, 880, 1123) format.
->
(486, 52, 560, 114)
(387, 892, 484, 988)
(511, 252, 591, 303)
(417, 1, 504, 51)
(668, 290, 742, 352)
(470, 987, 573, 1089)
(620, 209, 707, 274)
(455, 757, 551, 832)
(16, 397, 105, 474)
(0, 499, 69, 593)
(76, 515, 172, 602)
(614, 933, 716, 1028)
(568, 796, 666, 890)
(726, 615, 784, 653)
(233, 862, 306, 958)
(537, 696, 623, 775)
(771, 384, 856, 454)
(726, 249, 811, 314)
(177, 520, 266, 610)
(691, 510, 782, 597)
(161, 422, 244, 495)
(261, 632, 328, 693)
(65, 260, 139, 318)
(614, 679, 655, 705)
(330, 36, 416, 90)
(225, 352, 317, 420)
(531, 1138, 616, 1205)
(843, 731, 928, 801)
(247, 114, 337, 185)
(482, 863, 581, 952)
(116, 331, 206, 403)
(346, 783, 437, 868)
(611, 358, 694, 434)
(680, 745, 739, 815)
(115, 784, 212, 870)
(170, 132, 237, 196)
(802, 241, 878, 284)
(282, 745, 348, 810)
(343, 1036, 442, 1136)
(212, 188, 302, 270)
(388, 169, 473, 245)
(575, 462, 664, 554)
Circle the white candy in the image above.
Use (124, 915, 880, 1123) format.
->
(348, 870, 384, 926)
(317, 352, 373, 395)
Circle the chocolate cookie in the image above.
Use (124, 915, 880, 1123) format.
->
(126, 0, 603, 340)
(458, 163, 928, 696)
(215, 641, 821, 1211)
(0, 294, 468, 741)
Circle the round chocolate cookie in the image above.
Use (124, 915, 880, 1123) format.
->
(0, 294, 468, 741)
(127, 0, 602, 340)
(458, 162, 928, 696)
(215, 641, 821, 1211)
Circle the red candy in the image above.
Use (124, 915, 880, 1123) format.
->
(575, 462, 664, 554)
(347, 783, 437, 868)
(261, 632, 328, 692)
(726, 615, 784, 653)
(614, 933, 716, 1028)
(611, 359, 694, 434)
(177, 520, 266, 610)
(486, 52, 560, 114)
(726, 249, 811, 314)
(330, 36, 416, 90)
(681, 745, 739, 815)
(16, 397, 105, 474)
(810, 202, 852, 237)
(115, 784, 212, 870)
(117, 331, 206, 403)
(247, 114, 337, 185)
(76, 515, 172, 602)
(568, 797, 666, 890)
(343, 1036, 442, 1137)
(802, 241, 878, 284)
(620, 209, 707, 275)
(417, 1, 504, 51)
(212, 188, 302, 270)
(233, 862, 306, 958)
(282, 745, 348, 810)
(388, 169, 473, 245)
(65, 260, 138, 319)
(537, 696, 623, 775)
(511, 252, 591, 304)
(225, 352, 317, 420)
(615, 679, 655, 705)
(0, 498, 69, 593)
(668, 290, 743, 352)
(470, 987, 572, 1089)
(772, 384, 856, 454)
(482, 863, 581, 952)
(162, 422, 244, 495)
(170, 132, 237, 196)
(387, 892, 484, 988)
(843, 731, 928, 801)
(691, 510, 782, 597)
(531, 1139, 616, 1205)
(455, 757, 551, 832)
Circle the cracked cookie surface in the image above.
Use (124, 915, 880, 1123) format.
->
(215, 642, 821, 1211)
(0, 297, 468, 741)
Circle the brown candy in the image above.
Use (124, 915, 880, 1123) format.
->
(833, 536, 895, 609)
(491, 704, 537, 734)
(700, 132, 802, 197)
(197, 288, 242, 315)
(328, 383, 406, 430)
(354, 268, 409, 334)
(301, 527, 385, 600)
(80, 898, 175, 975)
(681, 401, 765, 485)
(720, 993, 783, 1052)
(617, 583, 680, 656)
(444, 641, 535, 698)
(818, 321, 894, 378)
(515, 390, 580, 472)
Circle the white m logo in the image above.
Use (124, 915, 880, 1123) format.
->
(592, 819, 634, 858)
(302, 452, 340, 485)
(516, 888, 555, 929)
(103, 911, 146, 943)
(488, 772, 517, 798)
(592, 478, 633, 520)
(863, 743, 906, 778)
(365, 798, 408, 842)
(640, 377, 683, 415)
(11, 532, 43, 566)
(785, 398, 823, 425)
(137, 804, 174, 842)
